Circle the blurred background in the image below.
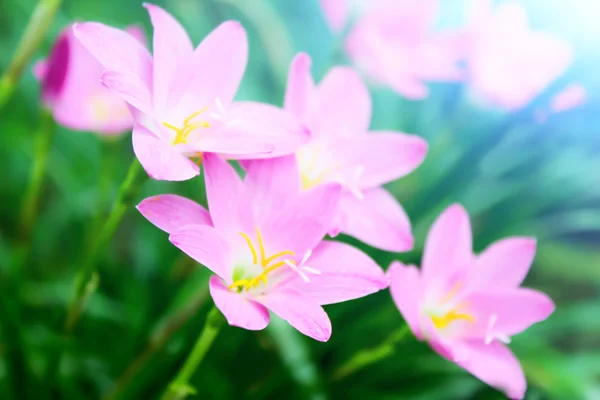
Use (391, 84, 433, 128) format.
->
(1, 0, 599, 399)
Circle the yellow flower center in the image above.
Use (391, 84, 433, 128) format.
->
(163, 107, 211, 145)
(228, 229, 295, 291)
(429, 282, 475, 330)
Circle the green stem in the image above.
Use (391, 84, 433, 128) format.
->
(0, 0, 62, 111)
(160, 306, 224, 400)
(13, 108, 55, 271)
(64, 158, 147, 332)
(102, 280, 209, 400)
(332, 324, 411, 381)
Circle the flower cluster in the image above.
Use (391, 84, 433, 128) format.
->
(36, 2, 564, 398)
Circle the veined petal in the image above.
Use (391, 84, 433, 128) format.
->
(202, 153, 248, 237)
(172, 21, 248, 116)
(284, 52, 315, 120)
(144, 3, 193, 113)
(471, 237, 537, 289)
(313, 67, 371, 137)
(343, 131, 428, 189)
(209, 276, 270, 330)
(137, 194, 212, 234)
(215, 101, 310, 160)
(169, 225, 231, 279)
(453, 341, 527, 400)
(388, 261, 424, 340)
(337, 188, 413, 252)
(300, 241, 388, 305)
(255, 288, 332, 342)
(132, 124, 200, 181)
(101, 71, 153, 115)
(73, 22, 152, 87)
(464, 288, 555, 339)
(422, 204, 473, 285)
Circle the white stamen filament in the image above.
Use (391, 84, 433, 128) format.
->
(283, 250, 321, 283)
(484, 314, 511, 345)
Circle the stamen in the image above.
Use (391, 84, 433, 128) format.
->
(215, 97, 226, 115)
(302, 266, 322, 275)
(239, 232, 258, 265)
(263, 250, 295, 266)
(440, 281, 463, 304)
(163, 107, 211, 145)
(431, 311, 475, 329)
(256, 229, 267, 267)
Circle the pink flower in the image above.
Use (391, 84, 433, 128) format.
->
(466, 0, 573, 110)
(550, 83, 586, 113)
(74, 4, 309, 181)
(388, 204, 555, 399)
(271, 53, 427, 252)
(339, 0, 464, 99)
(33, 24, 145, 135)
(137, 154, 388, 341)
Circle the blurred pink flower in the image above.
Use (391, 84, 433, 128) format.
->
(389, 204, 555, 399)
(271, 53, 428, 252)
(138, 154, 388, 341)
(550, 83, 586, 113)
(466, 0, 573, 110)
(74, 4, 308, 181)
(33, 24, 145, 135)
(336, 0, 464, 99)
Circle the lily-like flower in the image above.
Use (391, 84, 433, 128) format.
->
(466, 0, 573, 110)
(137, 154, 388, 341)
(275, 53, 427, 252)
(33, 24, 145, 135)
(74, 4, 309, 181)
(333, 0, 464, 99)
(388, 204, 555, 399)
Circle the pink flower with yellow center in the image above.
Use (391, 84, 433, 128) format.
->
(137, 154, 388, 341)
(389, 204, 555, 399)
(33, 24, 145, 134)
(74, 4, 309, 181)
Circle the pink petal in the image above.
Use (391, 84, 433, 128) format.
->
(313, 67, 371, 137)
(261, 183, 341, 258)
(137, 194, 212, 234)
(319, 0, 348, 31)
(132, 124, 200, 181)
(337, 188, 413, 252)
(453, 341, 527, 399)
(169, 225, 231, 279)
(32, 59, 48, 81)
(284, 52, 315, 121)
(388, 261, 424, 340)
(198, 129, 275, 156)
(300, 241, 388, 305)
(209, 276, 270, 330)
(124, 25, 147, 46)
(343, 131, 428, 189)
(255, 288, 332, 342)
(215, 101, 310, 160)
(471, 237, 537, 289)
(144, 4, 193, 113)
(422, 204, 473, 285)
(100, 71, 153, 115)
(202, 153, 249, 237)
(172, 21, 248, 118)
(465, 288, 555, 338)
(73, 22, 152, 87)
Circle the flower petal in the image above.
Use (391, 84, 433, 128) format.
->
(284, 52, 315, 121)
(215, 102, 310, 160)
(343, 131, 428, 189)
(300, 241, 388, 305)
(471, 237, 537, 289)
(144, 3, 193, 114)
(337, 188, 413, 252)
(73, 22, 152, 87)
(202, 153, 248, 238)
(101, 71, 153, 115)
(255, 288, 332, 342)
(453, 341, 527, 400)
(169, 225, 231, 278)
(172, 21, 248, 117)
(209, 276, 270, 330)
(137, 194, 212, 234)
(313, 67, 371, 137)
(465, 288, 555, 338)
(197, 129, 275, 156)
(422, 204, 473, 285)
(388, 261, 424, 340)
(132, 124, 200, 181)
